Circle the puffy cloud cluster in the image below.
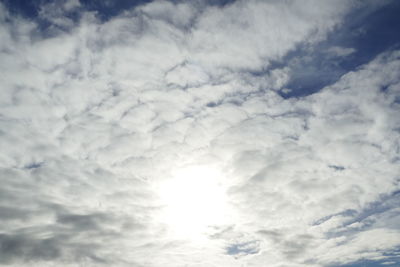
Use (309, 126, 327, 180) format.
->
(0, 0, 399, 266)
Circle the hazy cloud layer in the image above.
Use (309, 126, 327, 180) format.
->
(0, 0, 399, 266)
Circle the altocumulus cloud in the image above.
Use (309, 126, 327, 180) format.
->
(0, 0, 400, 266)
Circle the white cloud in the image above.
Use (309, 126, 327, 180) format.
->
(327, 46, 356, 57)
(188, 0, 353, 72)
(0, 0, 399, 266)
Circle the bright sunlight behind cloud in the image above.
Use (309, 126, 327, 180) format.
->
(158, 165, 229, 239)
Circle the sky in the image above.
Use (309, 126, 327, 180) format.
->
(0, 0, 400, 267)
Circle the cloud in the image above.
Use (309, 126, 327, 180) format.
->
(326, 46, 356, 57)
(0, 0, 399, 266)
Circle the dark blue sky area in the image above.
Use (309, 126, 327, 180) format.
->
(1, 0, 151, 20)
(1, 0, 235, 20)
(333, 257, 400, 267)
(281, 1, 400, 98)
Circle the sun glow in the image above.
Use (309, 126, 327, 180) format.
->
(158, 165, 228, 239)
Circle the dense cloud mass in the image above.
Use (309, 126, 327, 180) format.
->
(0, 0, 399, 266)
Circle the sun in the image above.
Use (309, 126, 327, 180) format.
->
(158, 165, 228, 240)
